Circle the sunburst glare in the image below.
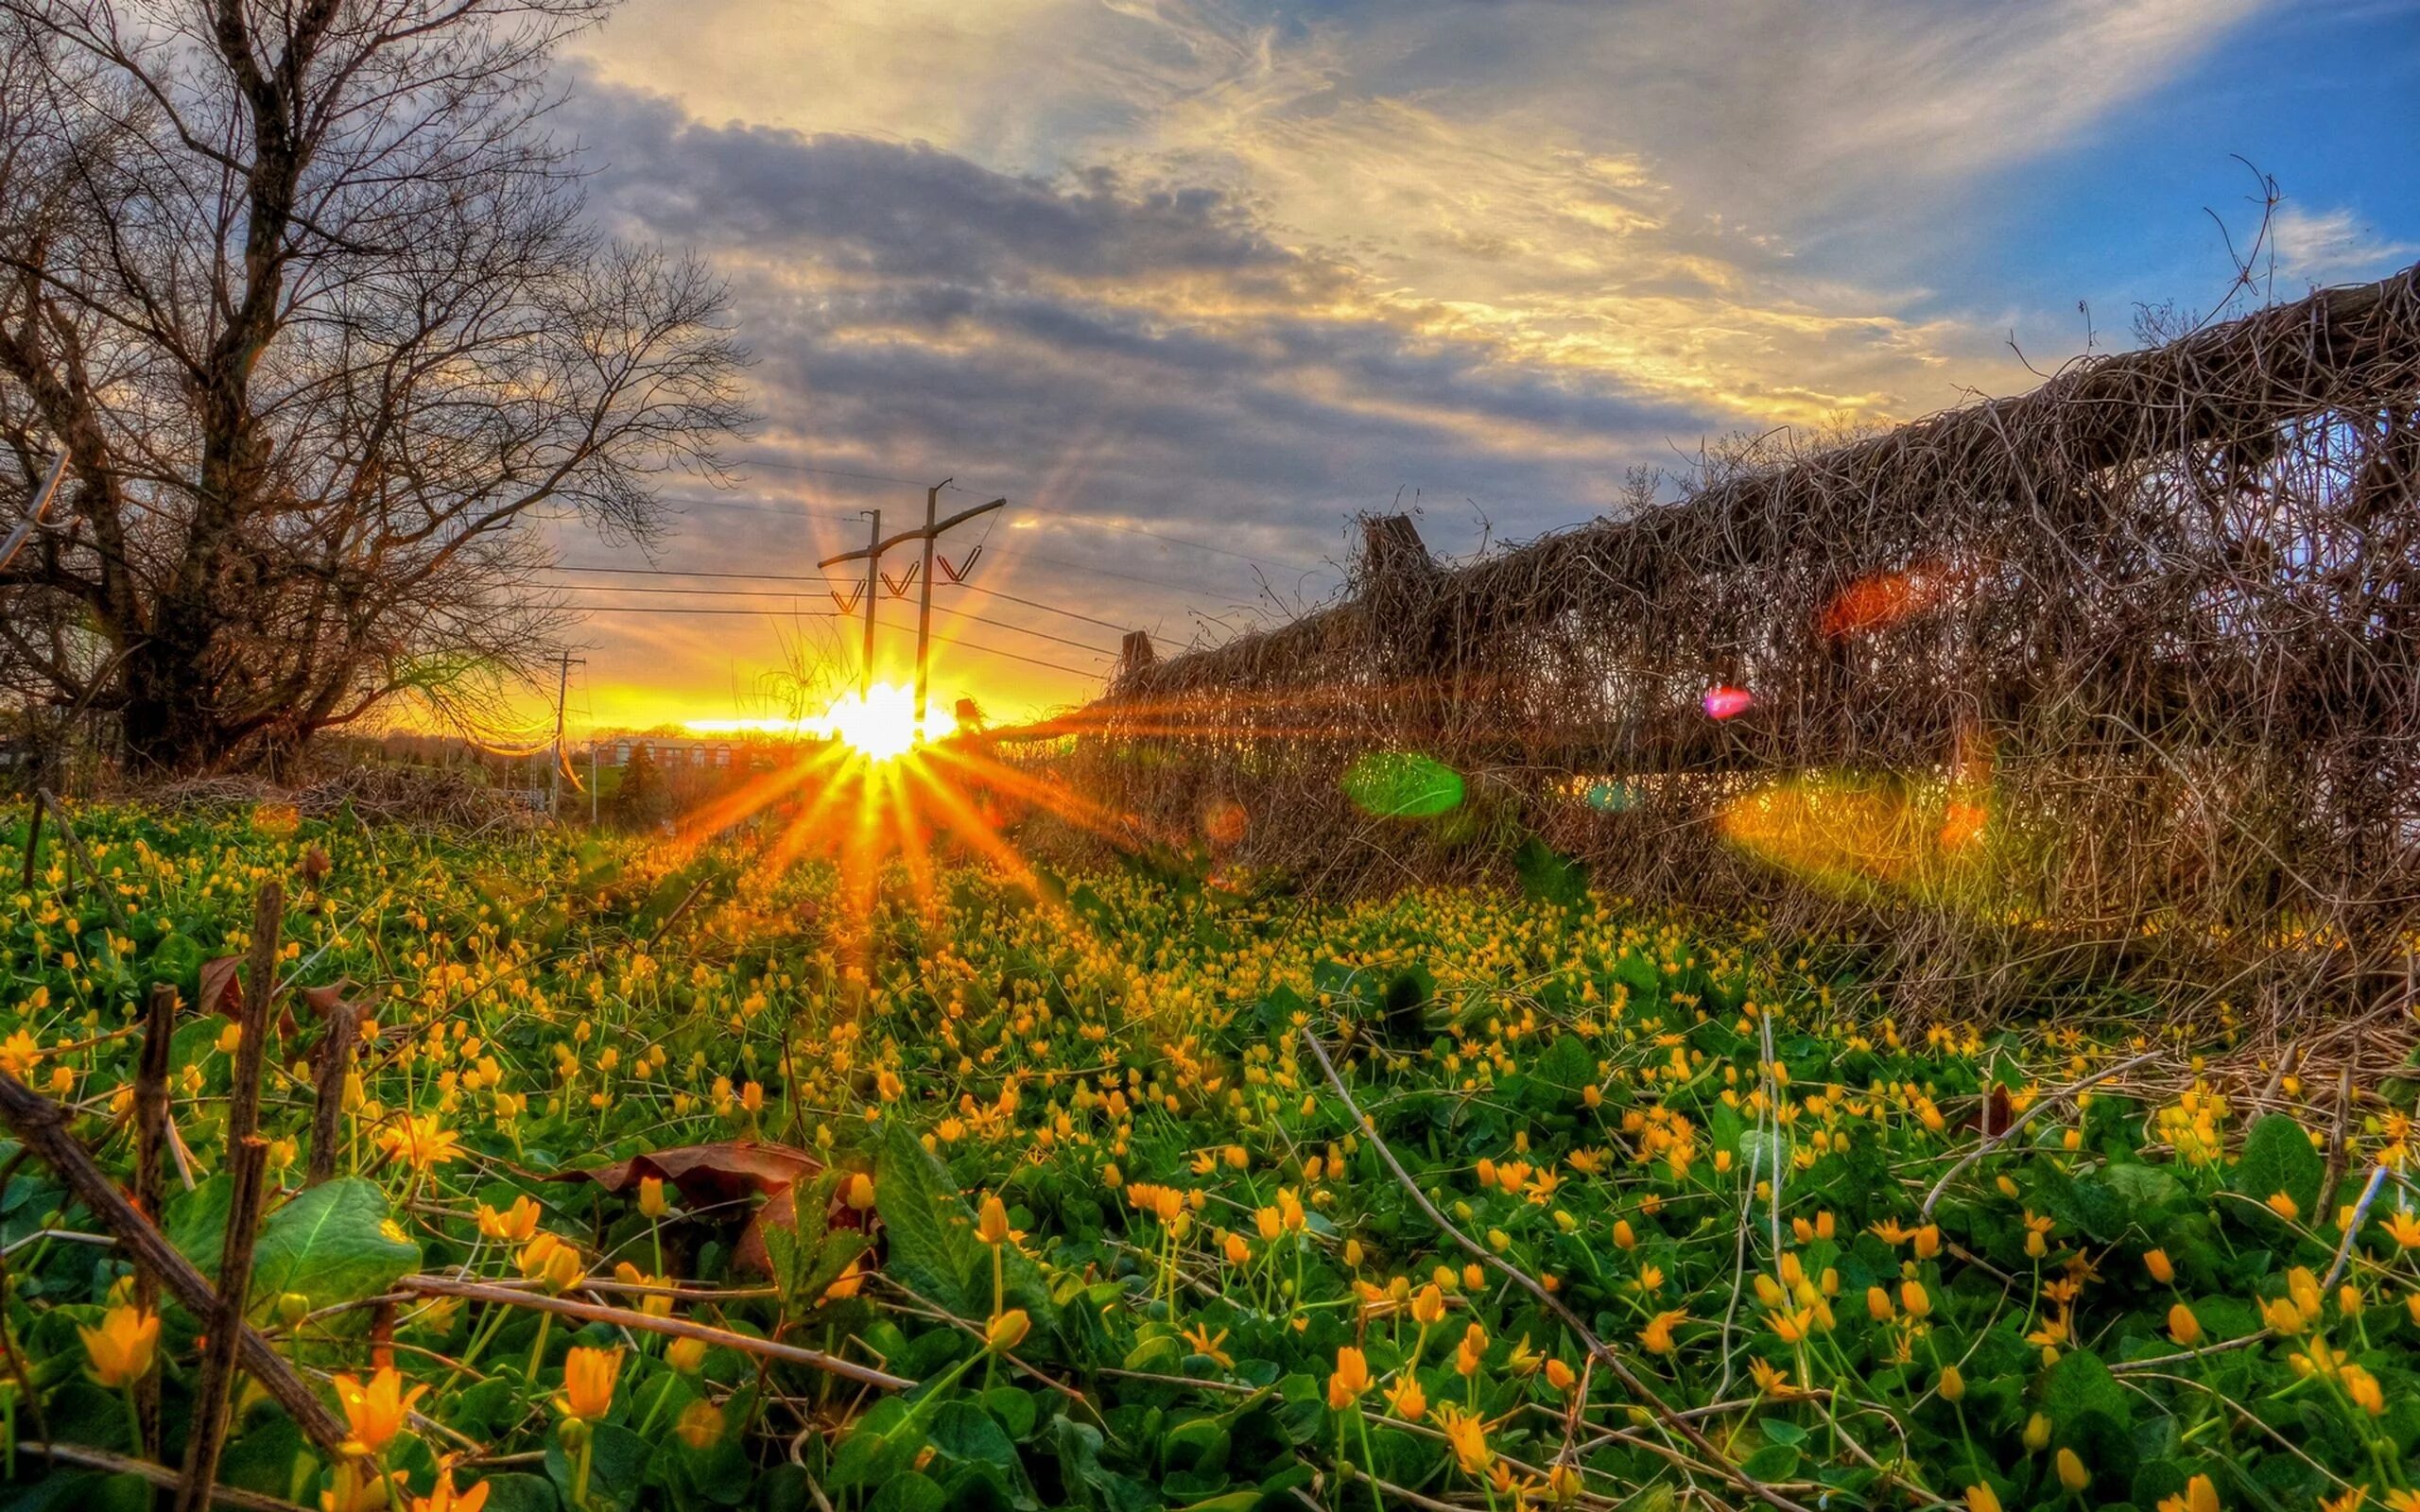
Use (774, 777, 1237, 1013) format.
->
(813, 682, 956, 761)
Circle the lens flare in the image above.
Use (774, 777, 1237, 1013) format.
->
(813, 683, 955, 762)
(1703, 685, 1754, 720)
(1342, 752, 1465, 818)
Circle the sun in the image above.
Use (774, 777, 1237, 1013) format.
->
(814, 682, 954, 761)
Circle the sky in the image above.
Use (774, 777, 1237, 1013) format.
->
(530, 0, 2420, 734)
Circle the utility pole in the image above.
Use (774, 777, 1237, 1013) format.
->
(549, 651, 584, 819)
(857, 509, 880, 696)
(819, 482, 1005, 737)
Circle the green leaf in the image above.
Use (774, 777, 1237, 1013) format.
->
(876, 1120, 985, 1315)
(544, 1421, 650, 1512)
(928, 1401, 1017, 1470)
(1740, 1444, 1801, 1482)
(470, 1475, 562, 1512)
(1515, 835, 1589, 910)
(867, 1475, 946, 1512)
(248, 1177, 422, 1319)
(2233, 1113, 2323, 1218)
(876, 1120, 1052, 1327)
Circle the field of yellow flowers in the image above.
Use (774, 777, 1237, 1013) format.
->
(1, 803, 2417, 1512)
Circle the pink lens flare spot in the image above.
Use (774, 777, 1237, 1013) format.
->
(1703, 685, 1754, 720)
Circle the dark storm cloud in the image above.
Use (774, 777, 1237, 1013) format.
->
(556, 72, 1724, 651)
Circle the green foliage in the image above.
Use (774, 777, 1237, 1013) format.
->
(5, 806, 2416, 1512)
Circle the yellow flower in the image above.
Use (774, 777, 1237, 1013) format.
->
(2342, 1364, 2385, 1416)
(1937, 1365, 1964, 1401)
(675, 1400, 725, 1450)
(614, 1262, 674, 1319)
(2143, 1248, 2175, 1284)
(1182, 1323, 1234, 1369)
(321, 1461, 392, 1512)
(2055, 1448, 2089, 1494)
(2266, 1190, 2300, 1222)
(0, 1029, 41, 1077)
(843, 1173, 876, 1211)
(637, 1177, 671, 1219)
(1437, 1403, 1492, 1477)
(1899, 1280, 1931, 1318)
(520, 1231, 586, 1295)
(1865, 1285, 1894, 1322)
(666, 1336, 709, 1374)
(334, 1366, 427, 1456)
(408, 1468, 490, 1512)
(1456, 1323, 1488, 1375)
(1222, 1231, 1252, 1265)
(1544, 1357, 1577, 1394)
(377, 1112, 462, 1171)
(78, 1305, 160, 1388)
(557, 1346, 623, 1420)
(2168, 1303, 2202, 1347)
(2155, 1473, 2221, 1512)
(1385, 1374, 1427, 1421)
(977, 1194, 1012, 1246)
(2022, 1413, 2051, 1452)
(1326, 1346, 1372, 1410)
(2383, 1210, 2420, 1248)
(2261, 1296, 2307, 1334)
(1965, 1485, 2003, 1512)
(1638, 1310, 1685, 1355)
(986, 1309, 1030, 1353)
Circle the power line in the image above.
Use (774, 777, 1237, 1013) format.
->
(552, 582, 1117, 657)
(545, 563, 850, 583)
(561, 604, 844, 618)
(541, 564, 1135, 634)
(930, 637, 1105, 680)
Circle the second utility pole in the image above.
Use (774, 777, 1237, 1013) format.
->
(856, 508, 880, 696)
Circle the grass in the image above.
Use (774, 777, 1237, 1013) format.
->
(0, 801, 2415, 1512)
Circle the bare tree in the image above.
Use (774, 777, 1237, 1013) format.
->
(0, 0, 749, 773)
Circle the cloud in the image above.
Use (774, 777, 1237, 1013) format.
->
(2271, 204, 2417, 285)
(538, 0, 2295, 718)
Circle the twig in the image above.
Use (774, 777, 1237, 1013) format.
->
(394, 1274, 915, 1392)
(38, 790, 130, 933)
(23, 1441, 313, 1510)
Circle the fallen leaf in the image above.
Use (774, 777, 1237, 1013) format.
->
(199, 955, 244, 1019)
(553, 1141, 826, 1211)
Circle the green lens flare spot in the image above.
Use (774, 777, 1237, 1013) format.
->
(1342, 751, 1465, 818)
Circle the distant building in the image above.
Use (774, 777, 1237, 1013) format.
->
(583, 734, 815, 772)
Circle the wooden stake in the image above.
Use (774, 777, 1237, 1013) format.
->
(0, 1073, 347, 1450)
(305, 996, 358, 1188)
(132, 982, 177, 1458)
(19, 795, 41, 890)
(178, 883, 283, 1512)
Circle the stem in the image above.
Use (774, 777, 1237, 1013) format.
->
(527, 1311, 554, 1380)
